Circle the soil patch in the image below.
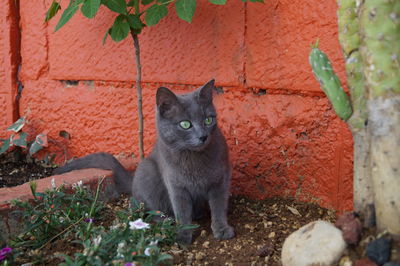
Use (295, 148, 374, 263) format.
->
(171, 196, 336, 265)
(10, 194, 400, 265)
(0, 152, 54, 188)
(23, 195, 335, 265)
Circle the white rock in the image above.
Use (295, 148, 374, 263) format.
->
(281, 220, 346, 266)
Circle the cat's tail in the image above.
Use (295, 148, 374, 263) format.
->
(54, 152, 132, 194)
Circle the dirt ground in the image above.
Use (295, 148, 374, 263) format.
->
(14, 194, 400, 266)
(170, 196, 336, 265)
(31, 195, 335, 265)
(0, 152, 54, 188)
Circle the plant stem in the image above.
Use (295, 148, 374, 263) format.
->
(86, 176, 105, 237)
(131, 31, 144, 160)
(38, 216, 84, 250)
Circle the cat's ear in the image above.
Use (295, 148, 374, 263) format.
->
(157, 87, 180, 118)
(198, 79, 215, 104)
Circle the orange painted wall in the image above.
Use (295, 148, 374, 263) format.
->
(2, 0, 354, 211)
(0, 1, 20, 139)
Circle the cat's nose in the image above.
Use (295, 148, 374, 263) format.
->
(199, 135, 208, 143)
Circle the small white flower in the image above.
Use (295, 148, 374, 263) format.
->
(149, 240, 158, 246)
(93, 235, 102, 247)
(110, 224, 119, 230)
(144, 239, 158, 256)
(51, 178, 56, 189)
(111, 222, 126, 231)
(59, 217, 65, 223)
(77, 180, 83, 187)
(117, 241, 126, 258)
(129, 219, 150, 230)
(144, 247, 152, 256)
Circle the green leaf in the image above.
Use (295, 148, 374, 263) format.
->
(110, 15, 130, 42)
(7, 117, 25, 132)
(208, 0, 226, 5)
(55, 0, 83, 32)
(0, 139, 11, 154)
(127, 14, 143, 29)
(11, 132, 28, 148)
(145, 4, 168, 26)
(179, 223, 199, 230)
(101, 0, 127, 14)
(175, 0, 196, 23)
(81, 0, 101, 18)
(102, 28, 111, 45)
(142, 0, 154, 5)
(156, 254, 173, 264)
(249, 0, 264, 2)
(45, 1, 61, 22)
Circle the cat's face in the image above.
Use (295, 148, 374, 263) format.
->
(156, 79, 217, 151)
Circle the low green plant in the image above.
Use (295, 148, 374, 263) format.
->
(10, 179, 104, 250)
(0, 118, 47, 157)
(2, 178, 195, 265)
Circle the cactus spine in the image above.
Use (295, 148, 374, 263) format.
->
(309, 44, 353, 121)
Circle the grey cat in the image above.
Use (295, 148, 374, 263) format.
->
(55, 79, 234, 244)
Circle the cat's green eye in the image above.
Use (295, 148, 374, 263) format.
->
(204, 117, 213, 125)
(179, 120, 192, 129)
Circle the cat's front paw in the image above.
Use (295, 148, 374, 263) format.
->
(212, 224, 235, 240)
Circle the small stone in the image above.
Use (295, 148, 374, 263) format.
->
(200, 230, 207, 237)
(170, 249, 183, 256)
(202, 241, 210, 248)
(383, 262, 400, 266)
(256, 242, 274, 257)
(335, 212, 362, 245)
(268, 231, 276, 238)
(355, 258, 378, 266)
(281, 220, 346, 266)
(339, 256, 353, 266)
(245, 224, 255, 231)
(263, 221, 269, 228)
(366, 237, 392, 265)
(195, 251, 205, 261)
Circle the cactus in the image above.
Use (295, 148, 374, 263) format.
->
(337, 0, 367, 130)
(309, 44, 353, 121)
(359, 0, 400, 235)
(360, 0, 400, 97)
(337, 0, 374, 225)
